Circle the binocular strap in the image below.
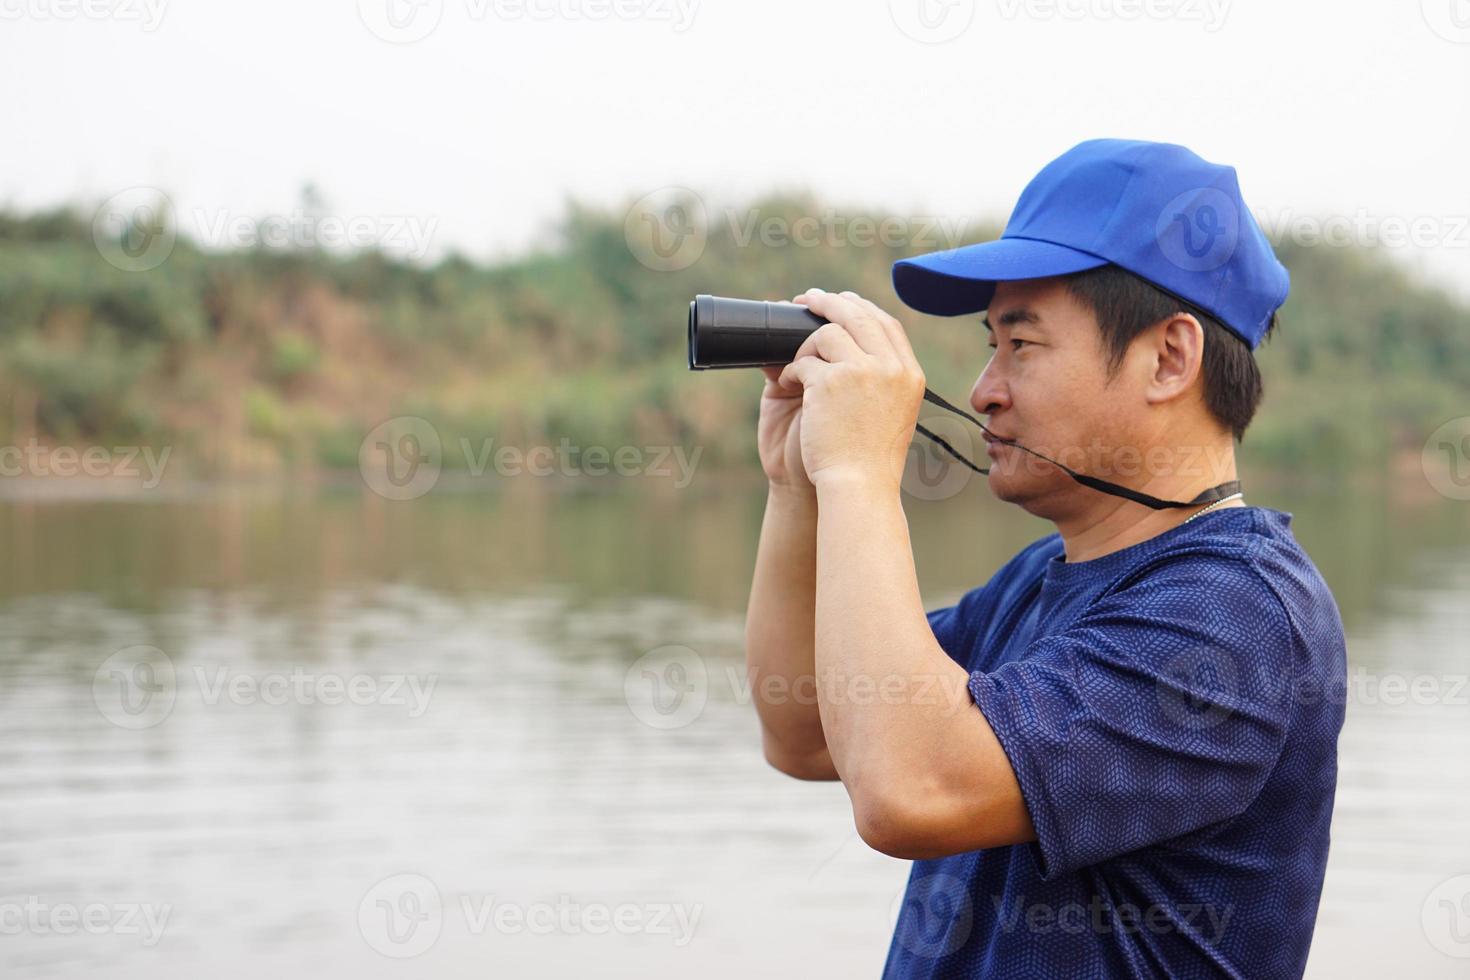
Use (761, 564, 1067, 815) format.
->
(916, 388, 1242, 511)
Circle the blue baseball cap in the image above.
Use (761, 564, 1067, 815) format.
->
(891, 139, 1289, 349)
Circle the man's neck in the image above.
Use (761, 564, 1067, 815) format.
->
(1051, 442, 1242, 563)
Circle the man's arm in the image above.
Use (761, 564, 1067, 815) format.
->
(745, 484, 840, 781)
(775, 287, 1035, 858)
(813, 471, 1034, 857)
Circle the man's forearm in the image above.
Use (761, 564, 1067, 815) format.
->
(812, 473, 972, 801)
(745, 485, 836, 777)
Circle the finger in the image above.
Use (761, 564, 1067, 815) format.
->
(778, 355, 827, 390)
(798, 288, 895, 358)
(841, 291, 921, 371)
(761, 365, 801, 397)
(810, 321, 866, 363)
(787, 319, 863, 366)
(835, 290, 903, 360)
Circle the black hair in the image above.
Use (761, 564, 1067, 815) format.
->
(1062, 265, 1276, 442)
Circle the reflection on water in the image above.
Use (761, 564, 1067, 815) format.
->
(0, 476, 1467, 977)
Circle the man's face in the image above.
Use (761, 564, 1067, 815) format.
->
(970, 277, 1144, 515)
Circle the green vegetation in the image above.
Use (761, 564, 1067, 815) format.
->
(0, 196, 1464, 478)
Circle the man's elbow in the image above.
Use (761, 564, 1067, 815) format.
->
(852, 788, 966, 860)
(762, 739, 840, 781)
(854, 795, 934, 859)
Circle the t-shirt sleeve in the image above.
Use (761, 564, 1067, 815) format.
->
(927, 603, 964, 663)
(967, 554, 1296, 879)
(927, 535, 1060, 668)
(927, 581, 998, 668)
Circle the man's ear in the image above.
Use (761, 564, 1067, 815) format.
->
(1143, 313, 1204, 405)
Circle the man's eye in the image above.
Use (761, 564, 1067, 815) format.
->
(1010, 339, 1031, 351)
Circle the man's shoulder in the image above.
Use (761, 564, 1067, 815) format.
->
(1123, 507, 1341, 625)
(1105, 507, 1347, 688)
(1006, 530, 1067, 575)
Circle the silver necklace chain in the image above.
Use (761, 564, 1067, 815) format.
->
(1180, 491, 1244, 525)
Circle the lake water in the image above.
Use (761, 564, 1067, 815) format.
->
(1, 473, 1467, 977)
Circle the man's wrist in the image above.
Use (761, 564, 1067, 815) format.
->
(812, 466, 902, 502)
(767, 481, 819, 510)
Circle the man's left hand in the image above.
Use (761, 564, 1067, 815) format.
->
(775, 288, 926, 492)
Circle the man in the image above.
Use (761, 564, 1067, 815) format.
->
(744, 139, 1346, 978)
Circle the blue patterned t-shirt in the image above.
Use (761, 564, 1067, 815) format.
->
(882, 506, 1346, 980)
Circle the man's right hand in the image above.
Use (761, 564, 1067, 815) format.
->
(757, 363, 815, 493)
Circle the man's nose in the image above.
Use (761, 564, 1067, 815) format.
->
(970, 362, 1010, 417)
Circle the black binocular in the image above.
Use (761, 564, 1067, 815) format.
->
(687, 294, 828, 370)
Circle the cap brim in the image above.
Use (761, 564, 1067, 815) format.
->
(892, 237, 1108, 317)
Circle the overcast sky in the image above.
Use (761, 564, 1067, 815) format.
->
(3, 0, 1468, 296)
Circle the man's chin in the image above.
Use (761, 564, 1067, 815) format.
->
(986, 471, 1033, 505)
(986, 471, 1061, 514)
